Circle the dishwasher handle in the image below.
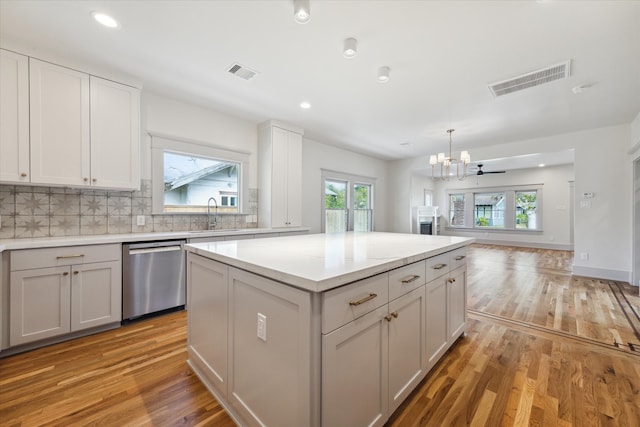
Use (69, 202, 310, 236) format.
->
(128, 245, 183, 255)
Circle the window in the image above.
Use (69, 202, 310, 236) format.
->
(151, 134, 249, 214)
(474, 192, 505, 228)
(516, 191, 537, 229)
(449, 194, 466, 227)
(322, 170, 375, 233)
(324, 179, 348, 233)
(163, 151, 239, 213)
(354, 183, 373, 232)
(447, 186, 542, 232)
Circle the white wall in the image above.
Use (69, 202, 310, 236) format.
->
(141, 91, 258, 188)
(301, 139, 389, 234)
(389, 124, 634, 282)
(434, 164, 574, 249)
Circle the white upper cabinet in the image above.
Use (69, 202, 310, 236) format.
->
(0, 50, 140, 190)
(90, 76, 140, 189)
(258, 121, 303, 228)
(0, 49, 30, 183)
(29, 58, 91, 187)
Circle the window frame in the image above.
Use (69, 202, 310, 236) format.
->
(321, 169, 376, 233)
(446, 184, 543, 232)
(151, 133, 250, 215)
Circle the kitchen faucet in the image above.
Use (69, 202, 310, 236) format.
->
(207, 197, 218, 229)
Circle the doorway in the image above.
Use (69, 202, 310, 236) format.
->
(634, 159, 640, 292)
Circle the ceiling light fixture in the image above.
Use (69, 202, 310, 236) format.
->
(429, 129, 471, 181)
(377, 66, 390, 83)
(91, 11, 119, 28)
(293, 0, 311, 24)
(300, 101, 311, 109)
(538, 163, 545, 167)
(343, 38, 358, 58)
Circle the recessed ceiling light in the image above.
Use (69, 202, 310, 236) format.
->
(538, 163, 545, 167)
(300, 101, 312, 109)
(92, 12, 119, 28)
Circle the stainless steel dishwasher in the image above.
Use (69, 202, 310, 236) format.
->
(122, 240, 186, 321)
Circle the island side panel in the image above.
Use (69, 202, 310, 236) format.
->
(186, 253, 229, 399)
(227, 267, 312, 426)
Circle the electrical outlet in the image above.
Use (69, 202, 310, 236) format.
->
(257, 313, 267, 342)
(136, 215, 145, 226)
(580, 252, 589, 261)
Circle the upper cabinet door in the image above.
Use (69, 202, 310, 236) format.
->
(0, 49, 30, 183)
(29, 58, 90, 186)
(90, 77, 140, 190)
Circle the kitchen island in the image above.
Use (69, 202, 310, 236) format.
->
(185, 232, 474, 427)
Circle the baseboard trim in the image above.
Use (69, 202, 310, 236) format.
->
(572, 265, 632, 284)
(474, 238, 573, 251)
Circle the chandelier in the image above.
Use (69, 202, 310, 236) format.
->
(429, 129, 471, 181)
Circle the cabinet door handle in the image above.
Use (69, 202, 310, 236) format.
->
(83, 177, 89, 182)
(73, 271, 79, 275)
(401, 275, 420, 284)
(448, 278, 456, 283)
(92, 178, 97, 183)
(391, 311, 398, 318)
(349, 293, 377, 306)
(454, 255, 466, 261)
(63, 272, 69, 276)
(20, 172, 27, 177)
(432, 263, 447, 270)
(384, 314, 393, 322)
(56, 254, 85, 259)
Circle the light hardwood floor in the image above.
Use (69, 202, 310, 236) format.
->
(1, 244, 638, 426)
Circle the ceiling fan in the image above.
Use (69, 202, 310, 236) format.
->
(475, 163, 506, 176)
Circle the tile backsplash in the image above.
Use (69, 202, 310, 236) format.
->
(0, 180, 258, 239)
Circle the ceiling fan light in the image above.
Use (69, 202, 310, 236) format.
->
(437, 152, 445, 163)
(293, 0, 311, 24)
(429, 155, 438, 165)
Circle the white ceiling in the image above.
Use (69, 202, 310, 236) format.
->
(1, 0, 639, 164)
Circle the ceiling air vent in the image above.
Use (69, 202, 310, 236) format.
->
(488, 60, 571, 97)
(227, 63, 257, 81)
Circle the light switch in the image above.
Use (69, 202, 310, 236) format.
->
(136, 215, 145, 226)
(257, 313, 267, 341)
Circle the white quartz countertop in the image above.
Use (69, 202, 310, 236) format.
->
(186, 232, 475, 292)
(0, 227, 309, 252)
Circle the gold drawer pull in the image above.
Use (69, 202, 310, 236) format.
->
(349, 293, 377, 306)
(454, 255, 466, 261)
(401, 275, 420, 284)
(432, 263, 447, 270)
(384, 311, 399, 322)
(56, 254, 85, 259)
(448, 278, 456, 283)
(63, 272, 69, 276)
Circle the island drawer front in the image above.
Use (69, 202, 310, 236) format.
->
(425, 252, 450, 282)
(10, 244, 121, 271)
(322, 272, 389, 334)
(389, 260, 426, 301)
(449, 247, 467, 270)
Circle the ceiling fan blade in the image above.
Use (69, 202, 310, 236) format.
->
(483, 170, 506, 174)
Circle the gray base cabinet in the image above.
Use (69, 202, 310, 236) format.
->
(9, 244, 121, 346)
